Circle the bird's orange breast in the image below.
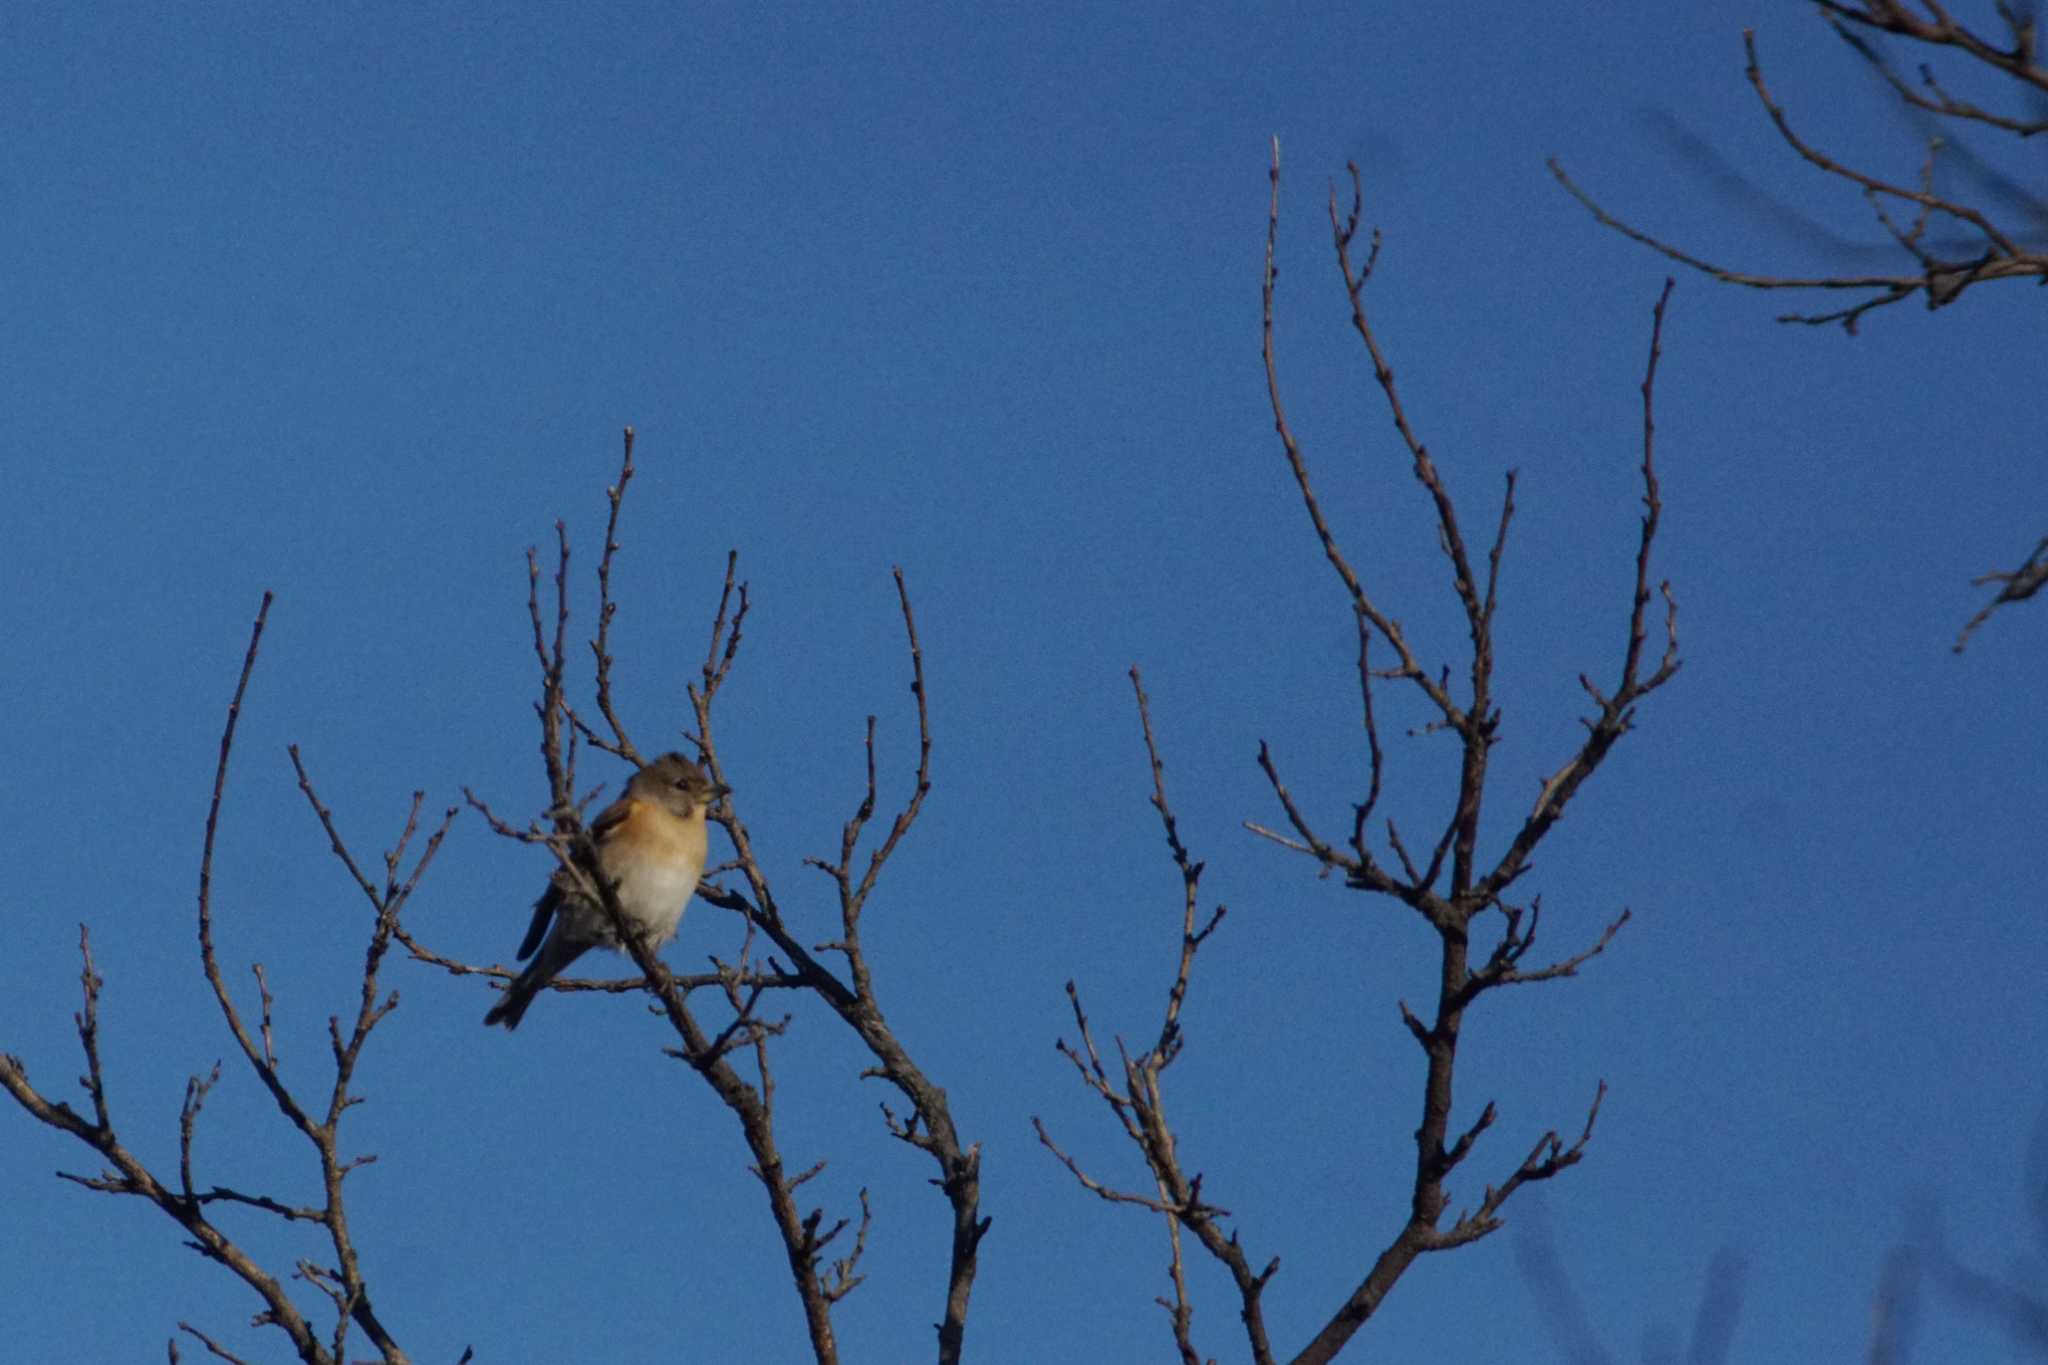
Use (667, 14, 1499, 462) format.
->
(602, 799, 708, 860)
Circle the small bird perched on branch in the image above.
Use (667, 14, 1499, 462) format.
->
(484, 752, 728, 1030)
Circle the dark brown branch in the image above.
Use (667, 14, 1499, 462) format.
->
(4, 593, 449, 1364)
(287, 758, 452, 1363)
(1476, 907, 1631, 995)
(1549, 157, 1931, 331)
(700, 549, 751, 702)
(1819, 0, 2048, 99)
(709, 567, 983, 1365)
(1328, 166, 1488, 681)
(589, 425, 643, 764)
(1244, 154, 1671, 1365)
(1827, 15, 2048, 136)
(1431, 1082, 1607, 1251)
(528, 525, 579, 827)
(1348, 620, 1387, 867)
(1160, 1203, 1205, 1365)
(1744, 29, 2020, 255)
(820, 1188, 874, 1304)
(1250, 741, 1360, 880)
(1043, 674, 1275, 1365)
(177, 1323, 253, 1365)
(801, 568, 935, 1000)
(1955, 533, 2048, 651)
(1034, 1116, 1179, 1218)
(1479, 280, 1682, 906)
(1130, 668, 1229, 1058)
(1554, 14, 2048, 329)
(1261, 140, 1462, 730)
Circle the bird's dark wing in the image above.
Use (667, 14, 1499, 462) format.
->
(514, 796, 637, 960)
(514, 882, 562, 961)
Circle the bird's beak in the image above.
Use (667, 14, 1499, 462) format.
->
(711, 782, 733, 800)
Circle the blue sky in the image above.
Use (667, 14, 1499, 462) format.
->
(4, 3, 2044, 1362)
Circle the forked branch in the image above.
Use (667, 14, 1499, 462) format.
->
(1552, 15, 2048, 331)
(2, 594, 453, 1364)
(1246, 146, 1678, 1365)
(1039, 669, 1275, 1365)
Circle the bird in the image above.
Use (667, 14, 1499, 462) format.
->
(484, 752, 728, 1030)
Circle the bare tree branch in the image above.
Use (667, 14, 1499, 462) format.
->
(1559, 11, 2047, 637)
(1039, 668, 1274, 1365)
(2, 593, 452, 1364)
(1556, 18, 2048, 331)
(1956, 534, 2048, 651)
(1243, 145, 1677, 1365)
(589, 425, 644, 764)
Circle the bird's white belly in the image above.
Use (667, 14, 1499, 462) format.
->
(606, 850, 704, 946)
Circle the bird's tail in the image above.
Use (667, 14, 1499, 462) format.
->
(483, 932, 588, 1030)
